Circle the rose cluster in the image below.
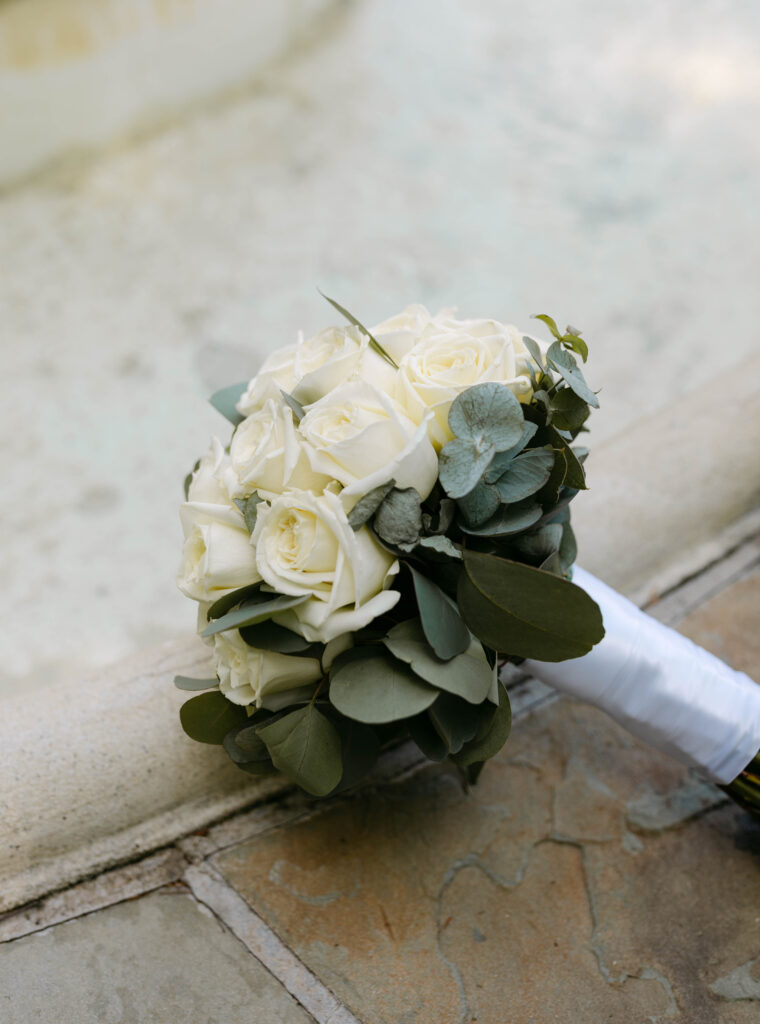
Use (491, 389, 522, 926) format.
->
(176, 301, 603, 796)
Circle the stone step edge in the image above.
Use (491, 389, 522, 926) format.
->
(2, 358, 760, 913)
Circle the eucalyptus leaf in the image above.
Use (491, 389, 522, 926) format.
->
(209, 381, 248, 426)
(329, 647, 438, 723)
(484, 422, 539, 482)
(459, 501, 542, 537)
(562, 332, 589, 363)
(347, 479, 395, 530)
(458, 551, 605, 660)
(319, 291, 398, 369)
(539, 551, 564, 575)
(257, 703, 343, 796)
(259, 683, 321, 712)
(456, 479, 500, 527)
(223, 721, 270, 764)
(559, 521, 578, 572)
(280, 389, 305, 423)
(428, 498, 457, 535)
(417, 535, 462, 560)
(330, 719, 381, 794)
(384, 619, 494, 704)
(532, 313, 561, 339)
(428, 693, 482, 754)
(512, 523, 564, 563)
(374, 487, 422, 547)
(409, 565, 471, 660)
(453, 684, 512, 768)
(494, 447, 555, 503)
(439, 438, 495, 499)
(238, 619, 320, 655)
(202, 594, 309, 637)
(551, 388, 590, 432)
(448, 382, 525, 451)
(179, 691, 248, 745)
(522, 335, 546, 371)
(547, 427, 587, 490)
(546, 342, 599, 408)
(184, 459, 201, 500)
(207, 582, 263, 621)
(536, 446, 567, 505)
(174, 676, 218, 691)
(233, 492, 263, 533)
(530, 389, 553, 423)
(407, 712, 450, 761)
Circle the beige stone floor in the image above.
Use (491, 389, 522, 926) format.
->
(2, 541, 759, 1023)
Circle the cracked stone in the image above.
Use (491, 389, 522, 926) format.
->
(0, 889, 314, 1024)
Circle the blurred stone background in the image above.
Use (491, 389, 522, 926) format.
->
(2, 0, 760, 699)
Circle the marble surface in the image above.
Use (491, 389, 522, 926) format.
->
(2, 0, 760, 697)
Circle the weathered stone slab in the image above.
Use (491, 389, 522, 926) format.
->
(0, 888, 314, 1024)
(677, 566, 760, 676)
(215, 698, 751, 1023)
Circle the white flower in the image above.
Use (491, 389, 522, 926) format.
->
(213, 630, 322, 706)
(187, 436, 231, 504)
(371, 304, 434, 364)
(298, 381, 438, 505)
(237, 325, 396, 415)
(225, 398, 330, 500)
(177, 501, 260, 603)
(252, 489, 399, 642)
(396, 311, 538, 448)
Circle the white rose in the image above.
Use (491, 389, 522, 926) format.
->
(252, 489, 399, 642)
(298, 381, 438, 505)
(396, 313, 538, 448)
(187, 436, 231, 504)
(225, 398, 330, 500)
(213, 630, 322, 706)
(177, 501, 261, 603)
(371, 304, 433, 364)
(237, 325, 396, 414)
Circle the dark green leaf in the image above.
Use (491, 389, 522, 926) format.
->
(409, 565, 471, 660)
(484, 422, 539, 482)
(207, 583, 263, 621)
(407, 712, 450, 761)
(512, 523, 563, 563)
(174, 676, 218, 691)
(236, 760, 277, 777)
(559, 522, 577, 572)
(330, 719, 380, 794)
(453, 684, 512, 768)
(547, 427, 587, 490)
(374, 487, 422, 547)
(539, 551, 564, 575)
(448, 382, 525, 451)
(531, 313, 561, 339)
(428, 693, 482, 754)
(546, 343, 599, 408)
(383, 619, 493, 704)
(522, 335, 546, 371)
(551, 388, 590, 432)
(494, 447, 555, 503)
(458, 551, 605, 660)
(347, 479, 396, 530)
(209, 382, 248, 426)
(459, 502, 542, 537)
(530, 389, 553, 423)
(456, 479, 500, 526)
(223, 721, 270, 764)
(184, 458, 201, 499)
(318, 291, 399, 369)
(233, 493, 263, 533)
(536, 446, 567, 505)
(238, 620, 320, 655)
(179, 692, 248, 745)
(426, 497, 457, 535)
(562, 332, 588, 363)
(202, 595, 309, 637)
(257, 704, 343, 796)
(329, 647, 438, 723)
(439, 438, 495, 499)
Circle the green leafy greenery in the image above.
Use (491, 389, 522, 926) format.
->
(319, 291, 399, 369)
(209, 381, 248, 426)
(179, 307, 603, 797)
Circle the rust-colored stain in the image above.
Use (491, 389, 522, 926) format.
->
(0, 0, 198, 70)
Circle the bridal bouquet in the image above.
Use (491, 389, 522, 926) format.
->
(175, 297, 605, 795)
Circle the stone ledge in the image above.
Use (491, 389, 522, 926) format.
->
(2, 359, 760, 913)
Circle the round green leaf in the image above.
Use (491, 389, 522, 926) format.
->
(256, 704, 342, 797)
(202, 594, 309, 638)
(427, 693, 482, 754)
(179, 691, 248, 745)
(439, 438, 494, 499)
(173, 676, 218, 691)
(458, 501, 542, 537)
(409, 565, 471, 660)
(458, 550, 605, 660)
(453, 683, 512, 768)
(448, 382, 525, 451)
(493, 447, 555, 503)
(329, 648, 438, 724)
(209, 381, 247, 426)
(383, 620, 493, 704)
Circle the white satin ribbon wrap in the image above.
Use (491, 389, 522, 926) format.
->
(524, 567, 760, 784)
